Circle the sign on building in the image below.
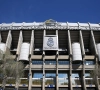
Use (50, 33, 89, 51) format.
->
(43, 35, 58, 50)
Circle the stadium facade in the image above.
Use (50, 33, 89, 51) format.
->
(0, 19, 100, 90)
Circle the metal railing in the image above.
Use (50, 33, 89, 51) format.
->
(45, 78, 55, 85)
(58, 78, 68, 85)
(32, 78, 42, 85)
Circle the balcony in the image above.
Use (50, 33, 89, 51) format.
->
(19, 78, 28, 87)
(31, 65, 43, 70)
(72, 78, 82, 87)
(45, 78, 55, 85)
(32, 78, 42, 86)
(85, 65, 95, 70)
(58, 78, 68, 87)
(45, 65, 56, 70)
(85, 78, 95, 87)
(72, 65, 82, 70)
(58, 65, 69, 70)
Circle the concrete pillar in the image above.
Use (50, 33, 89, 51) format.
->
(90, 30, 98, 56)
(16, 30, 23, 55)
(68, 30, 72, 56)
(42, 53, 45, 90)
(79, 30, 85, 57)
(79, 30, 86, 90)
(68, 30, 72, 90)
(56, 56, 58, 90)
(56, 29, 59, 90)
(28, 58, 32, 90)
(91, 30, 99, 89)
(6, 30, 12, 49)
(95, 57, 99, 90)
(29, 30, 34, 55)
(83, 58, 86, 90)
(69, 58, 72, 90)
(42, 30, 46, 90)
(28, 30, 34, 90)
(15, 30, 23, 90)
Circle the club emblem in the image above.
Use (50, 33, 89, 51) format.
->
(47, 37, 54, 47)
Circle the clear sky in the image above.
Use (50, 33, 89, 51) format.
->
(0, 0, 100, 23)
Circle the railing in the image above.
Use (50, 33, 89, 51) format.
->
(20, 78, 28, 85)
(32, 78, 42, 85)
(85, 78, 94, 85)
(58, 78, 68, 85)
(45, 78, 55, 85)
(72, 78, 81, 85)
(6, 79, 16, 84)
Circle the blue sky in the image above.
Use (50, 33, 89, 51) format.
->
(0, 0, 100, 23)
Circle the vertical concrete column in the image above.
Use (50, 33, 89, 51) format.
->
(56, 53, 58, 90)
(69, 58, 72, 90)
(6, 30, 12, 49)
(91, 30, 99, 89)
(16, 30, 23, 55)
(29, 30, 34, 55)
(68, 30, 72, 56)
(42, 30, 46, 90)
(43, 55, 45, 90)
(28, 30, 34, 90)
(15, 30, 23, 90)
(56, 30, 59, 90)
(28, 58, 32, 90)
(79, 30, 86, 90)
(68, 30, 72, 90)
(79, 30, 85, 57)
(95, 57, 99, 90)
(82, 58, 86, 90)
(90, 30, 98, 56)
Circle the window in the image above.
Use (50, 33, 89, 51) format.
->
(72, 73, 79, 78)
(85, 61, 95, 65)
(58, 73, 68, 78)
(58, 60, 69, 65)
(32, 60, 43, 65)
(45, 60, 56, 65)
(72, 73, 81, 85)
(33, 73, 43, 78)
(85, 73, 91, 78)
(45, 73, 56, 78)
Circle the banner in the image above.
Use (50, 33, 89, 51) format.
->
(43, 36, 58, 50)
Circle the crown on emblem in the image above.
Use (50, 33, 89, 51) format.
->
(48, 37, 53, 41)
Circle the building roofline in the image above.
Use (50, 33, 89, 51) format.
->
(0, 21, 100, 31)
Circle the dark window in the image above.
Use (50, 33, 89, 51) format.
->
(45, 60, 56, 65)
(58, 60, 69, 65)
(85, 60, 95, 65)
(32, 60, 43, 65)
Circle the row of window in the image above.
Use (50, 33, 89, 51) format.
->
(31, 60, 95, 65)
(33, 73, 91, 78)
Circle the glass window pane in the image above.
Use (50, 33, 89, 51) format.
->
(72, 73, 79, 78)
(85, 73, 91, 78)
(33, 73, 43, 78)
(32, 60, 43, 65)
(45, 73, 56, 78)
(85, 61, 94, 65)
(58, 60, 69, 65)
(45, 61, 56, 65)
(58, 73, 68, 78)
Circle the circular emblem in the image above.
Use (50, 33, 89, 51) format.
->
(47, 37, 54, 47)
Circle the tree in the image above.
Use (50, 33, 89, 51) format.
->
(0, 48, 24, 90)
(90, 64, 100, 87)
